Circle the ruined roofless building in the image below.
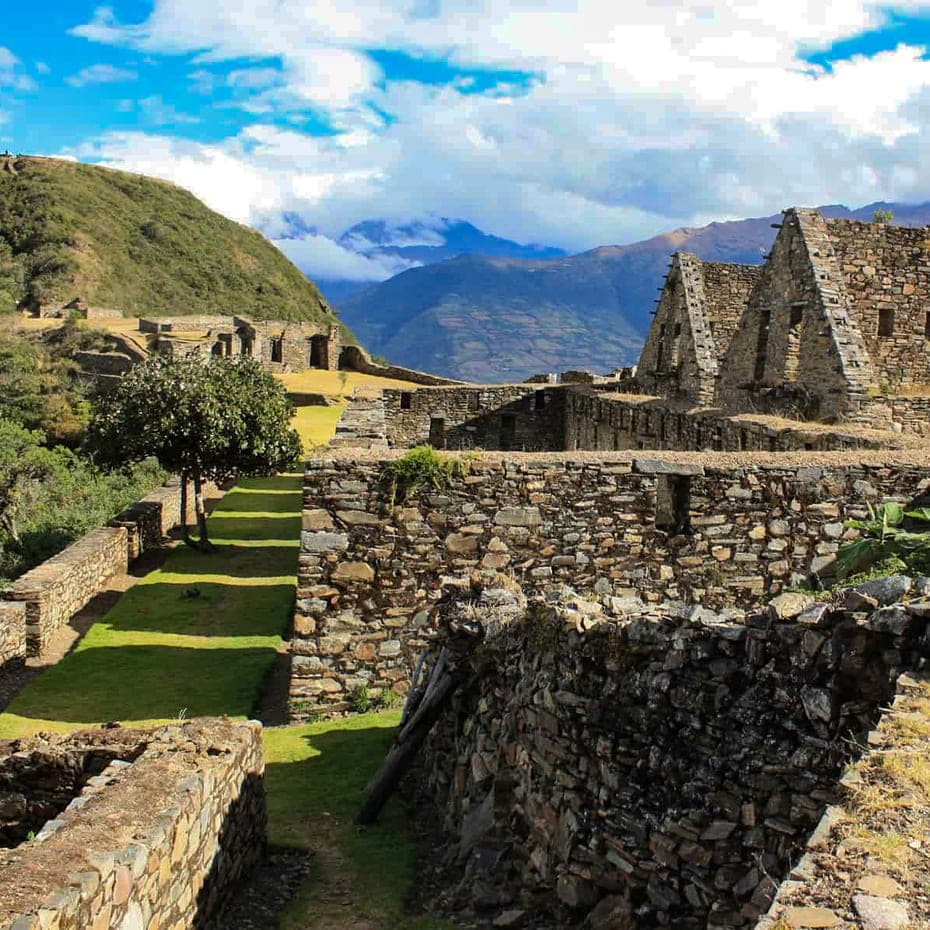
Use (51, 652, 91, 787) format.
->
(640, 207, 930, 428)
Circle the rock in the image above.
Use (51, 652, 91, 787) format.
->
(856, 876, 903, 898)
(853, 894, 909, 930)
(769, 592, 815, 620)
(302, 509, 334, 531)
(336, 510, 381, 526)
(331, 561, 375, 583)
(557, 874, 598, 909)
(866, 606, 913, 636)
(301, 531, 349, 552)
(851, 574, 912, 606)
(797, 603, 832, 627)
(783, 906, 841, 927)
(800, 686, 833, 723)
(447, 533, 480, 555)
(493, 910, 527, 928)
(459, 788, 495, 857)
(493, 507, 542, 527)
(586, 894, 633, 929)
(482, 552, 511, 570)
(633, 458, 704, 476)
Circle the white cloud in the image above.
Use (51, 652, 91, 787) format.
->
(273, 234, 420, 281)
(0, 46, 36, 92)
(63, 1, 930, 269)
(66, 63, 137, 87)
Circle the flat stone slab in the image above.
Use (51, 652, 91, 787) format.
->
(853, 894, 909, 930)
(632, 457, 705, 476)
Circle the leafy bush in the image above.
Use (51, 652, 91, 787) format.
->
(380, 445, 471, 506)
(836, 502, 930, 580)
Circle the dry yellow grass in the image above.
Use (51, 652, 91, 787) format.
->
(277, 368, 417, 396)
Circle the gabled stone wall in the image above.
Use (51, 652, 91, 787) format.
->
(829, 218, 930, 388)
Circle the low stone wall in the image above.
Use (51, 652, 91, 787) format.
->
(73, 350, 134, 375)
(1, 479, 220, 655)
(382, 385, 566, 450)
(0, 718, 265, 930)
(5, 527, 129, 655)
(338, 344, 464, 386)
(0, 602, 25, 669)
(290, 451, 930, 715)
(566, 390, 913, 452)
(417, 582, 930, 929)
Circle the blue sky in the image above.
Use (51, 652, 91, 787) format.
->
(3, 2, 930, 281)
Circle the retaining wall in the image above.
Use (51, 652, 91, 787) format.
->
(0, 718, 265, 930)
(418, 588, 930, 928)
(290, 451, 930, 715)
(1, 479, 218, 657)
(0, 602, 25, 669)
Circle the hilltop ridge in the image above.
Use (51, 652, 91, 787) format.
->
(0, 156, 341, 327)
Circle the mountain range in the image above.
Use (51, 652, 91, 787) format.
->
(322, 202, 930, 382)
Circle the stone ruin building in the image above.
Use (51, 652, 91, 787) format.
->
(289, 207, 930, 929)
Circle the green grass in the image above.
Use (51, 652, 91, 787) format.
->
(265, 717, 456, 930)
(0, 156, 347, 328)
(0, 474, 301, 737)
(0, 469, 449, 929)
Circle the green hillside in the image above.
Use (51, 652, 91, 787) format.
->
(0, 155, 338, 324)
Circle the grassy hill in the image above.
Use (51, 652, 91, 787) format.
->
(0, 155, 339, 325)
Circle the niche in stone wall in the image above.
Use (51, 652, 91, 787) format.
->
(879, 308, 895, 337)
(655, 475, 691, 534)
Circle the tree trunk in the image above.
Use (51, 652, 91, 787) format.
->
(193, 468, 215, 552)
(179, 473, 195, 549)
(0, 509, 20, 546)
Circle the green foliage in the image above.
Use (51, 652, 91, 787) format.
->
(89, 355, 302, 482)
(872, 208, 894, 225)
(380, 445, 470, 506)
(0, 327, 90, 445)
(836, 501, 930, 580)
(0, 157, 344, 327)
(0, 428, 166, 584)
(349, 683, 373, 713)
(88, 355, 301, 548)
(372, 689, 398, 711)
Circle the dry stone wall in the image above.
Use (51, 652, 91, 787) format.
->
(0, 718, 265, 930)
(290, 452, 930, 715)
(417, 583, 930, 929)
(0, 603, 25, 670)
(382, 385, 566, 450)
(0, 479, 218, 657)
(565, 391, 913, 453)
(5, 527, 129, 655)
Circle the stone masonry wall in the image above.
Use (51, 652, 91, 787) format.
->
(382, 385, 566, 450)
(700, 261, 763, 358)
(829, 218, 930, 388)
(564, 391, 913, 452)
(338, 344, 464, 386)
(0, 602, 25, 670)
(0, 718, 265, 930)
(418, 585, 930, 929)
(290, 452, 930, 715)
(1, 479, 219, 656)
(5, 527, 129, 655)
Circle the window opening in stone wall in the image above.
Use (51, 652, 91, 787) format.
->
(468, 393, 480, 412)
(879, 308, 895, 337)
(500, 414, 517, 450)
(655, 475, 691, 534)
(535, 390, 547, 410)
(924, 310, 930, 338)
(400, 392, 412, 410)
(753, 310, 771, 381)
(789, 305, 804, 329)
(656, 323, 666, 370)
(429, 417, 446, 448)
(270, 337, 283, 363)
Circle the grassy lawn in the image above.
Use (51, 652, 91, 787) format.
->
(0, 474, 302, 737)
(266, 718, 455, 930)
(277, 369, 417, 395)
(0, 468, 448, 929)
(292, 403, 347, 451)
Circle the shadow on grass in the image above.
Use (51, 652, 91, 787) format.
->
(86, 578, 296, 638)
(264, 720, 454, 930)
(214, 491, 304, 514)
(234, 475, 303, 493)
(5, 644, 279, 724)
(158, 543, 299, 579)
(205, 515, 302, 543)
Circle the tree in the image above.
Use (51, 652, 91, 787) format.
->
(87, 355, 301, 550)
(872, 208, 894, 225)
(0, 418, 53, 548)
